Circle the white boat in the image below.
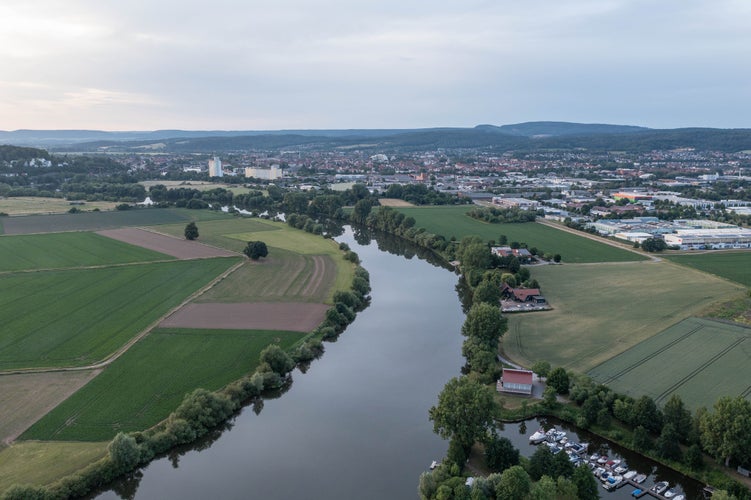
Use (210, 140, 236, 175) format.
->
(429, 460, 439, 470)
(623, 470, 637, 480)
(664, 488, 677, 498)
(529, 429, 547, 443)
(634, 474, 647, 484)
(651, 481, 669, 495)
(614, 465, 629, 474)
(673, 495, 685, 500)
(590, 453, 600, 461)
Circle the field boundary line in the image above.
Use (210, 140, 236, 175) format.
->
(594, 323, 704, 384)
(654, 337, 747, 404)
(0, 259, 246, 377)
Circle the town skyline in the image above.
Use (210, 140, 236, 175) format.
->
(1, 0, 749, 131)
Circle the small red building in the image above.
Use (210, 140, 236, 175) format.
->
(498, 368, 534, 395)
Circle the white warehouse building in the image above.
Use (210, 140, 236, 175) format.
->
(245, 165, 283, 180)
(664, 228, 751, 250)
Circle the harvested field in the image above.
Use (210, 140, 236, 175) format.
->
(588, 317, 751, 410)
(0, 197, 118, 217)
(160, 302, 329, 332)
(0, 370, 100, 444)
(378, 198, 415, 207)
(97, 228, 238, 259)
(197, 251, 336, 303)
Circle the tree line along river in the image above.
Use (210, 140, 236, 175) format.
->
(95, 226, 701, 500)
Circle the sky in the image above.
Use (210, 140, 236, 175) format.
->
(1, 0, 749, 131)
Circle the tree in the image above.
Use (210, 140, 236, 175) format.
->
(351, 198, 372, 225)
(528, 444, 554, 480)
(429, 377, 498, 451)
(472, 280, 501, 306)
(244, 240, 269, 260)
(632, 425, 652, 452)
(528, 475, 556, 500)
(556, 477, 579, 500)
(496, 465, 531, 500)
(572, 463, 599, 500)
(700, 396, 751, 467)
(461, 303, 507, 349)
(656, 422, 683, 461)
(108, 432, 140, 472)
(641, 237, 668, 252)
(259, 344, 295, 375)
(553, 254, 562, 263)
(685, 443, 704, 470)
(483, 434, 519, 472)
(547, 367, 570, 395)
(552, 444, 576, 478)
(531, 361, 551, 378)
(184, 221, 199, 240)
(633, 395, 663, 434)
(663, 394, 692, 443)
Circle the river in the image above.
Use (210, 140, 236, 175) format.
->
(95, 227, 703, 499)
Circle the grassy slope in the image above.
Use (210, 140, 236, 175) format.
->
(0, 232, 172, 272)
(0, 258, 239, 370)
(0, 441, 107, 492)
(665, 251, 751, 287)
(588, 318, 751, 410)
(21, 328, 304, 442)
(503, 260, 744, 372)
(395, 205, 645, 263)
(153, 217, 278, 253)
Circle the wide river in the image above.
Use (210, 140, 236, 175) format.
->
(96, 227, 702, 499)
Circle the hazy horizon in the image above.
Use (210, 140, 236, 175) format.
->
(1, 1, 749, 131)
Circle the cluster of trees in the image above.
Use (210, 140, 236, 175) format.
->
(540, 369, 751, 497)
(638, 237, 669, 252)
(460, 303, 507, 384)
(467, 207, 538, 224)
(243, 241, 268, 260)
(381, 183, 470, 205)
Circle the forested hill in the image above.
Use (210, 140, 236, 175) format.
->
(3, 123, 751, 153)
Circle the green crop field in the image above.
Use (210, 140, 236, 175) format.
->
(21, 328, 304, 442)
(0, 258, 239, 370)
(665, 251, 751, 287)
(153, 217, 278, 253)
(588, 318, 751, 410)
(0, 207, 230, 235)
(395, 206, 645, 263)
(503, 260, 744, 372)
(0, 232, 171, 272)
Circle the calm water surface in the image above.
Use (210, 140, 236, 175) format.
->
(96, 228, 703, 499)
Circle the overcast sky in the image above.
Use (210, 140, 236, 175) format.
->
(1, 0, 749, 130)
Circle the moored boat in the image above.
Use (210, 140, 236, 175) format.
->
(528, 429, 547, 443)
(634, 474, 647, 484)
(664, 488, 677, 498)
(651, 481, 669, 495)
(623, 470, 637, 480)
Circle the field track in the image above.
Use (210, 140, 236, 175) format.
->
(97, 228, 238, 259)
(159, 302, 329, 332)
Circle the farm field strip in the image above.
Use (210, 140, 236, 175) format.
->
(665, 251, 751, 287)
(21, 328, 305, 442)
(0, 197, 118, 216)
(503, 261, 743, 373)
(97, 227, 238, 259)
(151, 217, 279, 253)
(160, 302, 330, 332)
(394, 205, 645, 263)
(0, 441, 108, 492)
(0, 232, 172, 272)
(587, 318, 751, 410)
(0, 258, 239, 370)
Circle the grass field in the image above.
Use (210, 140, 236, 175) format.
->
(0, 258, 239, 370)
(0, 441, 107, 492)
(0, 197, 118, 217)
(0, 232, 171, 272)
(0, 207, 231, 235)
(665, 251, 751, 287)
(139, 180, 255, 195)
(197, 250, 336, 304)
(503, 260, 744, 372)
(395, 206, 645, 263)
(157, 218, 354, 300)
(21, 328, 304, 442)
(588, 318, 751, 410)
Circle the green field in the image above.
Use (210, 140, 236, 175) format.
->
(0, 441, 108, 492)
(588, 318, 751, 410)
(0, 258, 238, 370)
(503, 260, 744, 372)
(21, 328, 304, 442)
(0, 232, 171, 272)
(395, 206, 645, 263)
(153, 217, 278, 253)
(666, 251, 751, 287)
(0, 208, 230, 235)
(197, 250, 336, 303)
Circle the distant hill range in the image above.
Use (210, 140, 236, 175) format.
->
(2, 122, 751, 153)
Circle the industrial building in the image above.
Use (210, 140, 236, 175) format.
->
(245, 165, 283, 180)
(491, 197, 539, 210)
(663, 228, 751, 250)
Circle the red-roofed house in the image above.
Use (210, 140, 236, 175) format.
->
(498, 368, 534, 395)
